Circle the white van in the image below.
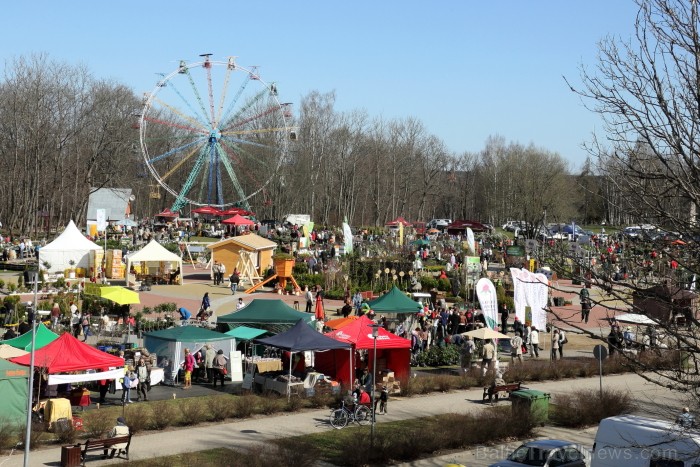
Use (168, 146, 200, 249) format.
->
(592, 415, 700, 467)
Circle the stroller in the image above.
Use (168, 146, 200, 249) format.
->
(139, 277, 152, 292)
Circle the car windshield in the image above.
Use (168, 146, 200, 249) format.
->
(507, 445, 550, 466)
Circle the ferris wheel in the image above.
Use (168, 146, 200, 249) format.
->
(138, 54, 294, 212)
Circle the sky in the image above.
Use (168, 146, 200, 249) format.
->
(1, 1, 640, 169)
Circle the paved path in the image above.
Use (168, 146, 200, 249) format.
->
(1, 372, 681, 466)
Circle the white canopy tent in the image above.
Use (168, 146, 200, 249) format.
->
(613, 313, 658, 326)
(38, 220, 102, 273)
(125, 239, 183, 286)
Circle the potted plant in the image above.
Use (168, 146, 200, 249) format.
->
(272, 252, 295, 277)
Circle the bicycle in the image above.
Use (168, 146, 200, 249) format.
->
(329, 399, 371, 429)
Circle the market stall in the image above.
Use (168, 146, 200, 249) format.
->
(217, 299, 313, 334)
(319, 315, 411, 389)
(125, 239, 184, 287)
(252, 319, 351, 398)
(0, 357, 29, 425)
(143, 326, 235, 385)
(0, 323, 58, 351)
(38, 220, 102, 276)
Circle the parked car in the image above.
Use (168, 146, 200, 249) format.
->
(489, 439, 590, 467)
(428, 218, 452, 230)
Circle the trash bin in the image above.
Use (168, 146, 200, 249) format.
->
(61, 445, 81, 467)
(511, 389, 550, 426)
(553, 297, 564, 306)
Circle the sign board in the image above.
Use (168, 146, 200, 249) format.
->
(465, 256, 481, 274)
(241, 373, 254, 390)
(593, 344, 608, 361)
(230, 350, 243, 383)
(96, 209, 107, 232)
(525, 239, 538, 254)
(506, 245, 526, 257)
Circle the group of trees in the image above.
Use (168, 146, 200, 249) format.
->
(0, 58, 615, 237)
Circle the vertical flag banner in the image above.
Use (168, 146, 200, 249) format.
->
(342, 222, 353, 255)
(511, 267, 525, 323)
(466, 228, 475, 255)
(533, 273, 550, 331)
(476, 278, 499, 329)
(96, 209, 106, 232)
(398, 221, 404, 247)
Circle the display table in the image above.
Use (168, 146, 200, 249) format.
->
(69, 389, 91, 408)
(245, 358, 282, 373)
(150, 367, 164, 386)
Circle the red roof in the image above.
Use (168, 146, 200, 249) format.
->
(220, 207, 256, 217)
(192, 206, 223, 216)
(10, 333, 125, 373)
(156, 208, 179, 218)
(325, 316, 411, 349)
(221, 214, 254, 226)
(385, 217, 413, 227)
(447, 219, 487, 232)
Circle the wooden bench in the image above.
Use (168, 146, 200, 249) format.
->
(482, 382, 522, 403)
(77, 434, 132, 465)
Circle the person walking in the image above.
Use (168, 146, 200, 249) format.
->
(50, 303, 61, 329)
(218, 262, 226, 287)
(580, 288, 591, 323)
(229, 268, 240, 295)
(212, 261, 220, 285)
(551, 329, 560, 360)
(212, 349, 228, 387)
(558, 329, 567, 358)
(135, 356, 150, 401)
(530, 326, 540, 358)
(460, 336, 475, 372)
(304, 286, 313, 313)
(182, 348, 195, 389)
(510, 331, 524, 364)
(500, 303, 509, 334)
(481, 340, 495, 376)
(205, 344, 216, 384)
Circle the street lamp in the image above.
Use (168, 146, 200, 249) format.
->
(368, 323, 380, 448)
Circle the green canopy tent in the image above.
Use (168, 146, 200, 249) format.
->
(367, 286, 423, 313)
(224, 326, 271, 368)
(0, 357, 29, 425)
(0, 322, 59, 351)
(413, 238, 431, 247)
(143, 326, 235, 386)
(217, 299, 314, 334)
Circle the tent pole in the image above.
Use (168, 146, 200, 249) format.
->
(349, 348, 353, 392)
(288, 352, 293, 401)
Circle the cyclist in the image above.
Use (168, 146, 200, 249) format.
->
(357, 385, 371, 407)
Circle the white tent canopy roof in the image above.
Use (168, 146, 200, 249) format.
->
(39, 220, 102, 272)
(126, 239, 182, 263)
(613, 313, 658, 326)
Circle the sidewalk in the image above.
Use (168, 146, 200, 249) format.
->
(2, 372, 679, 466)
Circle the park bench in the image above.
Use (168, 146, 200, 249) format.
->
(482, 381, 523, 403)
(77, 433, 132, 465)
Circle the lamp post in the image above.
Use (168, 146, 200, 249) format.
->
(368, 323, 380, 449)
(23, 272, 39, 466)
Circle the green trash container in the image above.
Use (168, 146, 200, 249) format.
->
(511, 389, 550, 426)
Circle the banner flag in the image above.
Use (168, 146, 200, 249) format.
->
(476, 278, 499, 329)
(342, 222, 353, 255)
(466, 228, 475, 255)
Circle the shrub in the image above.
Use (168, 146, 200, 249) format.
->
(437, 277, 451, 292)
(269, 438, 320, 467)
(178, 399, 209, 425)
(550, 388, 635, 427)
(125, 404, 152, 434)
(257, 395, 283, 415)
(306, 391, 336, 409)
(149, 401, 180, 430)
(232, 395, 256, 418)
(284, 396, 304, 412)
(0, 420, 18, 452)
(83, 411, 113, 438)
(208, 395, 237, 421)
(55, 423, 77, 444)
(415, 345, 460, 367)
(17, 422, 45, 450)
(420, 275, 437, 290)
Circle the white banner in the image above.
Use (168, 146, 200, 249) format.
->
(476, 278, 499, 329)
(48, 368, 124, 385)
(96, 209, 107, 232)
(532, 273, 550, 331)
(342, 222, 353, 255)
(511, 267, 525, 323)
(466, 228, 475, 255)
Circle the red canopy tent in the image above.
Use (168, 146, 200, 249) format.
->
(385, 216, 412, 227)
(222, 214, 254, 226)
(316, 316, 411, 387)
(10, 333, 125, 374)
(192, 206, 223, 216)
(220, 207, 256, 217)
(155, 208, 179, 218)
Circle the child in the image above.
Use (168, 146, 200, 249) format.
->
(376, 385, 389, 414)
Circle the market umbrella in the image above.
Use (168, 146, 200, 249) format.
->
(220, 207, 256, 217)
(461, 327, 510, 340)
(413, 239, 431, 247)
(155, 209, 179, 218)
(192, 206, 223, 216)
(671, 239, 686, 246)
(315, 295, 325, 321)
(100, 286, 140, 305)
